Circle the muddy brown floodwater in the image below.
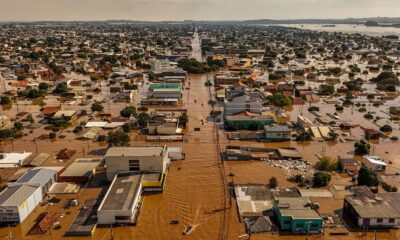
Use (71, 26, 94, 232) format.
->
(97, 74, 230, 240)
(1, 74, 400, 240)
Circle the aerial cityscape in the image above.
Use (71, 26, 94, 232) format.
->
(0, 1, 400, 240)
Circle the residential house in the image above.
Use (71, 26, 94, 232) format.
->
(339, 157, 359, 173)
(224, 94, 263, 116)
(344, 186, 400, 228)
(264, 125, 291, 142)
(273, 197, 323, 234)
(225, 115, 275, 130)
(362, 156, 387, 173)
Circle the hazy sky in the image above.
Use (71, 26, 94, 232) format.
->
(0, 0, 399, 21)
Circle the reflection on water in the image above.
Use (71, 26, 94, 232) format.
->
(274, 24, 400, 37)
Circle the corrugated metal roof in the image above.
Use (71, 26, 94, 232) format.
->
(60, 159, 101, 177)
(0, 185, 38, 206)
(16, 168, 57, 187)
(27, 153, 50, 167)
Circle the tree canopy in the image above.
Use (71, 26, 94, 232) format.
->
(357, 165, 379, 187)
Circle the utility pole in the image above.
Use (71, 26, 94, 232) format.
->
(34, 138, 38, 154)
(7, 224, 12, 240)
(110, 222, 114, 240)
(306, 221, 311, 240)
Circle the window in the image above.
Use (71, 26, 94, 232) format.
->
(296, 223, 304, 228)
(377, 218, 383, 223)
(311, 223, 319, 228)
(283, 220, 291, 225)
(115, 216, 130, 221)
(129, 160, 140, 171)
(389, 219, 395, 223)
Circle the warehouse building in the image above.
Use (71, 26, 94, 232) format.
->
(104, 146, 170, 181)
(0, 168, 57, 224)
(0, 185, 42, 223)
(9, 168, 58, 197)
(59, 158, 101, 183)
(97, 172, 143, 224)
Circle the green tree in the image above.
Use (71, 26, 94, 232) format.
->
(327, 131, 339, 141)
(108, 131, 130, 147)
(54, 82, 68, 94)
(38, 82, 49, 91)
(269, 177, 278, 188)
(267, 93, 292, 107)
(26, 114, 34, 123)
(316, 156, 338, 172)
(13, 121, 23, 131)
(313, 171, 331, 187)
(380, 125, 393, 132)
(73, 125, 83, 133)
(296, 132, 312, 142)
(120, 106, 137, 118)
(122, 122, 133, 133)
(357, 165, 379, 187)
(49, 132, 57, 139)
(320, 85, 335, 95)
(0, 96, 11, 105)
(137, 112, 149, 128)
(179, 113, 189, 127)
(27, 89, 42, 99)
(91, 102, 104, 112)
(354, 140, 371, 156)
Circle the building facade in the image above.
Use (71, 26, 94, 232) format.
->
(104, 146, 170, 181)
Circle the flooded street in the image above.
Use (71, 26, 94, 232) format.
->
(1, 23, 400, 240)
(190, 30, 203, 62)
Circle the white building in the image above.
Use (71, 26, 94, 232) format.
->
(297, 115, 314, 129)
(9, 168, 58, 197)
(151, 59, 173, 72)
(0, 168, 57, 224)
(362, 156, 387, 172)
(0, 185, 42, 223)
(0, 152, 33, 168)
(104, 146, 170, 181)
(150, 88, 182, 99)
(97, 172, 143, 224)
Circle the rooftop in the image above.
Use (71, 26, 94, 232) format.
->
(264, 125, 290, 132)
(234, 184, 272, 215)
(0, 185, 38, 207)
(276, 197, 322, 219)
(15, 168, 57, 187)
(0, 152, 33, 166)
(98, 172, 143, 211)
(363, 156, 387, 166)
(60, 158, 101, 177)
(346, 187, 400, 219)
(106, 146, 166, 157)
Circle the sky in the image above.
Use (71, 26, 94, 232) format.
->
(0, 0, 399, 21)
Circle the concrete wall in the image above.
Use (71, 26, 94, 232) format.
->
(0, 187, 42, 223)
(105, 153, 169, 181)
(358, 217, 399, 227)
(18, 187, 42, 223)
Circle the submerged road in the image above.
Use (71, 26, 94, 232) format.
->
(190, 29, 203, 62)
